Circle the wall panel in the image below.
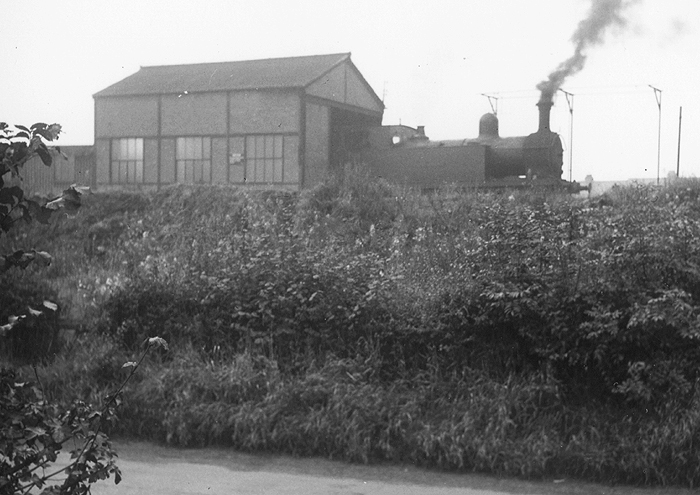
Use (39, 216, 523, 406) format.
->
(304, 102, 329, 188)
(345, 67, 383, 113)
(144, 139, 159, 184)
(283, 136, 299, 185)
(161, 92, 227, 136)
(211, 137, 228, 184)
(96, 139, 110, 185)
(229, 91, 299, 134)
(95, 97, 158, 138)
(306, 64, 345, 103)
(160, 139, 175, 184)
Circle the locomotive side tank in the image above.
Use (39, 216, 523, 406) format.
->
(357, 92, 580, 191)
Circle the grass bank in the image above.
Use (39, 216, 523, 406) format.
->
(4, 172, 700, 487)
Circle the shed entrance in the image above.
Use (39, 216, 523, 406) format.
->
(329, 107, 381, 173)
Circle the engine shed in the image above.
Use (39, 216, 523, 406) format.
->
(92, 53, 384, 190)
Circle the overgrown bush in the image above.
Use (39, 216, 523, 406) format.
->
(16, 172, 700, 486)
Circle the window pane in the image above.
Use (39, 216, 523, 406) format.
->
(187, 161, 194, 183)
(111, 161, 120, 182)
(203, 137, 211, 159)
(135, 161, 144, 182)
(120, 139, 128, 160)
(264, 136, 272, 159)
(202, 161, 211, 183)
(194, 138, 201, 160)
(246, 159, 256, 182)
(176, 138, 184, 159)
(177, 161, 184, 183)
(256, 136, 264, 158)
(136, 139, 143, 160)
(274, 135, 283, 158)
(255, 160, 265, 182)
(273, 158, 283, 182)
(246, 136, 255, 160)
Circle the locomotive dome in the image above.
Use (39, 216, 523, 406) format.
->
(478, 113, 499, 139)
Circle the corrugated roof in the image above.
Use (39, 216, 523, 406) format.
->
(94, 53, 353, 97)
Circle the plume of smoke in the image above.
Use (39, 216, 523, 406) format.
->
(538, 0, 638, 101)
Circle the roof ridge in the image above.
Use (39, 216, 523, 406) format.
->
(139, 52, 351, 70)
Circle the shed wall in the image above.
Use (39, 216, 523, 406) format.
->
(345, 68, 383, 112)
(229, 90, 300, 134)
(304, 102, 330, 188)
(306, 64, 345, 102)
(212, 137, 228, 184)
(95, 97, 159, 137)
(161, 92, 228, 136)
(96, 140, 110, 185)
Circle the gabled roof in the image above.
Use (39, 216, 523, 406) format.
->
(94, 53, 359, 97)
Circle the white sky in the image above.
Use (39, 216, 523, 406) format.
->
(2, 0, 698, 182)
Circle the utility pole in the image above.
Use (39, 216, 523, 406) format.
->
(559, 89, 574, 183)
(649, 85, 662, 185)
(481, 94, 499, 116)
(676, 106, 683, 178)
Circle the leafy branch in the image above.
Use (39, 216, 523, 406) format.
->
(1, 337, 169, 495)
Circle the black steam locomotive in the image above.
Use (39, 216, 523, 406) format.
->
(355, 95, 586, 192)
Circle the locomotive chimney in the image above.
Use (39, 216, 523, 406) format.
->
(536, 90, 554, 133)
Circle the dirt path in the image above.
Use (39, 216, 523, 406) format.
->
(88, 441, 694, 495)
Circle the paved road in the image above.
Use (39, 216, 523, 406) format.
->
(85, 441, 694, 495)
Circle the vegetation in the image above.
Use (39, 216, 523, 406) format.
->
(1, 122, 165, 495)
(4, 166, 700, 487)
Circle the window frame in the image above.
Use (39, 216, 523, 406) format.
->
(244, 134, 285, 184)
(110, 138, 144, 184)
(175, 136, 212, 184)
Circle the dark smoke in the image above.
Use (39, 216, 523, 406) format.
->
(537, 0, 638, 101)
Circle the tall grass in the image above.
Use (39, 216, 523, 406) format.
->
(6, 175, 700, 486)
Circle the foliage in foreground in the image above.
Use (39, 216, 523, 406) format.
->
(1, 338, 167, 495)
(6, 172, 700, 486)
(1, 121, 160, 495)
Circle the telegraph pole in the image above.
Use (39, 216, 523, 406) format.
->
(649, 85, 662, 185)
(676, 106, 683, 178)
(481, 94, 499, 116)
(559, 89, 574, 183)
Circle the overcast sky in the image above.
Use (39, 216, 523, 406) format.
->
(2, 0, 698, 182)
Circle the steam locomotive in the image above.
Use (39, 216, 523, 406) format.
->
(354, 94, 587, 192)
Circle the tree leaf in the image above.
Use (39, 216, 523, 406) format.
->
(28, 307, 43, 317)
(33, 251, 52, 266)
(27, 200, 54, 224)
(36, 144, 52, 166)
(0, 185, 24, 207)
(43, 301, 58, 311)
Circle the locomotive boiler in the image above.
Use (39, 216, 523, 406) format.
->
(356, 93, 585, 192)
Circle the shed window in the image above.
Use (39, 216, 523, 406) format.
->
(111, 138, 144, 184)
(176, 137, 211, 184)
(245, 135, 284, 183)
